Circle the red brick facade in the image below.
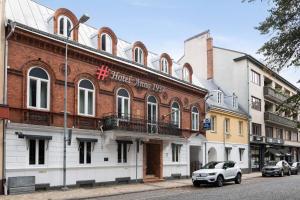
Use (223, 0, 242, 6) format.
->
(7, 28, 206, 137)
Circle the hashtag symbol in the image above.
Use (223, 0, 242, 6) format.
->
(96, 65, 110, 80)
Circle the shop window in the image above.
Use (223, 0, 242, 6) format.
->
(172, 143, 181, 162)
(79, 141, 92, 164)
(28, 67, 50, 110)
(171, 102, 180, 128)
(101, 33, 112, 53)
(117, 88, 130, 119)
(29, 139, 45, 165)
(78, 79, 95, 116)
(58, 15, 73, 38)
(191, 107, 199, 131)
(134, 47, 144, 64)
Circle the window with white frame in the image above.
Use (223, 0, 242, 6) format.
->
(29, 139, 46, 165)
(117, 142, 128, 163)
(224, 118, 230, 134)
(172, 143, 181, 162)
(161, 57, 169, 74)
(147, 96, 158, 133)
(182, 67, 190, 82)
(191, 107, 199, 131)
(217, 91, 223, 104)
(251, 70, 261, 86)
(28, 67, 50, 110)
(58, 15, 73, 38)
(117, 88, 130, 119)
(101, 33, 112, 53)
(79, 141, 92, 164)
(211, 115, 216, 132)
(238, 121, 243, 135)
(78, 79, 95, 116)
(232, 94, 238, 109)
(171, 102, 180, 128)
(134, 47, 144, 64)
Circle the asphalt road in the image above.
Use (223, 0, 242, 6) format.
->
(89, 175, 300, 200)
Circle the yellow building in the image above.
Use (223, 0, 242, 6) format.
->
(204, 89, 249, 172)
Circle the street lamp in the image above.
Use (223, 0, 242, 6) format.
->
(63, 14, 89, 190)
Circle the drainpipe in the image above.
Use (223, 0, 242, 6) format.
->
(135, 138, 139, 183)
(3, 21, 16, 195)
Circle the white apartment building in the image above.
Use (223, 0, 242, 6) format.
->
(179, 30, 300, 171)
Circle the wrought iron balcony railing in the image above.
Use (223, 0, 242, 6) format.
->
(264, 111, 298, 129)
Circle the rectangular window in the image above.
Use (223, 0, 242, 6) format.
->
(79, 142, 85, 164)
(117, 143, 128, 163)
(211, 116, 216, 132)
(224, 118, 230, 134)
(192, 113, 199, 131)
(29, 79, 37, 107)
(252, 123, 262, 136)
(225, 148, 231, 161)
(79, 141, 92, 164)
(172, 144, 181, 162)
(276, 128, 283, 139)
(251, 96, 261, 111)
(292, 132, 298, 141)
(29, 139, 46, 165)
(238, 121, 243, 135)
(266, 126, 273, 138)
(87, 91, 93, 115)
(286, 131, 292, 141)
(239, 148, 244, 161)
(251, 70, 261, 85)
(79, 90, 85, 114)
(40, 81, 48, 109)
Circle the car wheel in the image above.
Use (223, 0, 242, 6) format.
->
(193, 181, 200, 187)
(235, 173, 242, 184)
(216, 175, 223, 187)
(280, 170, 284, 177)
(288, 170, 291, 176)
(262, 173, 266, 177)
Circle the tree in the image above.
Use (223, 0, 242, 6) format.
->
(245, 0, 300, 127)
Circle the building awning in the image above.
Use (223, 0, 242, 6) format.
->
(280, 148, 292, 156)
(76, 137, 98, 143)
(267, 148, 282, 157)
(22, 134, 52, 140)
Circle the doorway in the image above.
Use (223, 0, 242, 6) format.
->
(143, 140, 162, 181)
(190, 146, 202, 176)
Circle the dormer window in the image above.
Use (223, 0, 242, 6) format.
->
(182, 67, 190, 82)
(232, 94, 238, 109)
(101, 33, 112, 54)
(134, 47, 144, 64)
(217, 91, 223, 104)
(161, 58, 169, 74)
(58, 15, 73, 38)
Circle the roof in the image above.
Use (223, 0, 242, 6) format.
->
(5, 0, 206, 91)
(234, 55, 300, 92)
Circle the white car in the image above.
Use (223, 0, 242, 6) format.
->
(192, 161, 242, 187)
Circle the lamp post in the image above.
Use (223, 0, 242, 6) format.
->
(63, 14, 89, 190)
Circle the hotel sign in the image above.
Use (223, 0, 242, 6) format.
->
(96, 65, 165, 93)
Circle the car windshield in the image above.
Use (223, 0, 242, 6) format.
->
(201, 162, 223, 169)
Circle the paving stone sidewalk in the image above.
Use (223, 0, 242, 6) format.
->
(0, 172, 261, 200)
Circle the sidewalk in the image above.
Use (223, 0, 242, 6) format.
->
(0, 172, 261, 200)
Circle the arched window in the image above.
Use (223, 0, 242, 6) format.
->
(78, 79, 95, 116)
(182, 67, 190, 82)
(28, 67, 50, 110)
(161, 58, 169, 74)
(58, 15, 73, 38)
(101, 33, 112, 54)
(171, 102, 180, 128)
(191, 107, 199, 131)
(134, 47, 144, 65)
(147, 96, 158, 133)
(117, 88, 130, 119)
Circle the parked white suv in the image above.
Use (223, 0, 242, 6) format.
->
(192, 161, 242, 187)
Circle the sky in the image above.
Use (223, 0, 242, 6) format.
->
(36, 0, 299, 87)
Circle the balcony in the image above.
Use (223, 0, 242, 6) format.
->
(250, 135, 265, 143)
(264, 87, 288, 103)
(102, 114, 182, 137)
(265, 137, 284, 145)
(264, 111, 298, 129)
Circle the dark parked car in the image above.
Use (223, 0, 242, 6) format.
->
(262, 160, 291, 177)
(290, 162, 300, 175)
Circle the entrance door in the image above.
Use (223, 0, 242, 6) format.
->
(190, 146, 202, 176)
(146, 143, 160, 176)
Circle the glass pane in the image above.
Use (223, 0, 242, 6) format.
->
(38, 140, 45, 165)
(134, 48, 139, 62)
(123, 143, 127, 163)
(40, 81, 48, 109)
(139, 49, 143, 64)
(88, 91, 93, 115)
(29, 79, 37, 107)
(124, 99, 129, 118)
(79, 142, 84, 164)
(117, 89, 129, 97)
(117, 143, 122, 163)
(79, 90, 85, 114)
(153, 105, 157, 121)
(148, 104, 152, 121)
(148, 96, 156, 103)
(86, 142, 91, 164)
(59, 18, 64, 35)
(118, 97, 122, 118)
(79, 80, 94, 89)
(67, 20, 71, 36)
(29, 140, 36, 165)
(106, 35, 112, 53)
(29, 68, 48, 79)
(101, 34, 106, 51)
(172, 144, 175, 162)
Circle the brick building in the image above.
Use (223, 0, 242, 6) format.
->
(3, 0, 207, 190)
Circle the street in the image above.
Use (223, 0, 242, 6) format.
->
(90, 175, 300, 200)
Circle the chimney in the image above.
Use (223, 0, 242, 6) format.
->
(207, 37, 213, 80)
